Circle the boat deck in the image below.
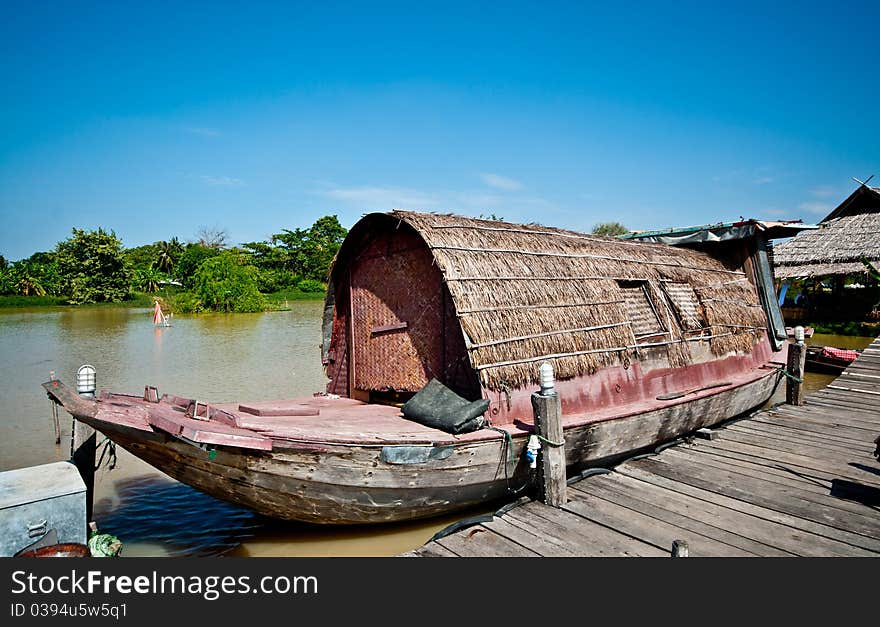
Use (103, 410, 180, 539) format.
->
(406, 337, 880, 557)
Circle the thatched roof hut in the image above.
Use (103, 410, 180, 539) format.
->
(323, 211, 773, 399)
(773, 184, 880, 279)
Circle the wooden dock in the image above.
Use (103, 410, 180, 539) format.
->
(408, 338, 880, 557)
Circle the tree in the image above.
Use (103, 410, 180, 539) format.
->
(55, 228, 130, 303)
(192, 252, 266, 312)
(177, 243, 220, 288)
(271, 215, 347, 282)
(11, 252, 62, 296)
(133, 266, 166, 293)
(591, 222, 629, 237)
(154, 238, 184, 274)
(13, 262, 47, 296)
(197, 226, 229, 250)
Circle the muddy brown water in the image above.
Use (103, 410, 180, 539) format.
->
(0, 305, 873, 556)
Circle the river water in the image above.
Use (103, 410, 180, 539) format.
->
(0, 306, 874, 556)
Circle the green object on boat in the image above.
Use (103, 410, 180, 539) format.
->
(88, 530, 122, 557)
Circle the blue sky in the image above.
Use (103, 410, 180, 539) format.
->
(1, 0, 878, 260)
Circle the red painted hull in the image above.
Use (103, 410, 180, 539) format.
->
(45, 363, 779, 524)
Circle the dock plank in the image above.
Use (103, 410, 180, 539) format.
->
(652, 448, 880, 520)
(573, 473, 848, 557)
(729, 420, 875, 453)
(507, 503, 666, 557)
(436, 526, 541, 557)
(629, 456, 880, 538)
(616, 463, 880, 553)
(564, 485, 757, 556)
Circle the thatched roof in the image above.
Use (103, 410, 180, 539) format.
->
(332, 211, 767, 391)
(773, 186, 880, 279)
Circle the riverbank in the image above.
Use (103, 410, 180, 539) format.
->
(0, 289, 325, 310)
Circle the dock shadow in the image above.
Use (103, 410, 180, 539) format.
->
(848, 462, 880, 478)
(830, 478, 880, 508)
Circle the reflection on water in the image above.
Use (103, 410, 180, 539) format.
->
(93, 475, 262, 557)
(1, 305, 874, 557)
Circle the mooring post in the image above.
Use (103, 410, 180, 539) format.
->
(530, 362, 567, 507)
(786, 325, 807, 406)
(72, 364, 97, 522)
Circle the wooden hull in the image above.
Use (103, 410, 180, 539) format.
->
(73, 371, 778, 524)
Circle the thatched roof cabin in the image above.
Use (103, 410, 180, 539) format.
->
(323, 211, 782, 412)
(774, 184, 880, 279)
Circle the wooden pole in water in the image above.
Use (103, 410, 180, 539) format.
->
(72, 365, 97, 522)
(531, 362, 567, 507)
(786, 326, 807, 406)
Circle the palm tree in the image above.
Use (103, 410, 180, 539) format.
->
(154, 240, 177, 274)
(15, 264, 46, 296)
(137, 267, 163, 293)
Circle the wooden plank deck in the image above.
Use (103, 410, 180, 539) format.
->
(407, 337, 880, 557)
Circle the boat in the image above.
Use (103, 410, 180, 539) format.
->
(44, 211, 808, 524)
(152, 301, 171, 327)
(804, 345, 860, 375)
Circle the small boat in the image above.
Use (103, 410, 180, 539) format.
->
(152, 301, 171, 327)
(805, 345, 860, 375)
(44, 211, 805, 524)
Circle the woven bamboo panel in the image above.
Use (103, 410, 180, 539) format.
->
(351, 238, 443, 392)
(662, 282, 704, 330)
(620, 283, 664, 335)
(325, 296, 350, 395)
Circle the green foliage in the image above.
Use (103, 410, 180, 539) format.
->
(241, 241, 289, 271)
(0, 252, 63, 297)
(810, 321, 880, 337)
(154, 238, 184, 274)
(591, 222, 629, 237)
(132, 266, 168, 293)
(55, 228, 130, 304)
(0, 294, 68, 307)
(296, 278, 325, 293)
(192, 252, 266, 312)
(6, 214, 347, 311)
(271, 215, 347, 282)
(255, 267, 299, 293)
(124, 243, 159, 271)
(177, 244, 220, 287)
(166, 290, 203, 314)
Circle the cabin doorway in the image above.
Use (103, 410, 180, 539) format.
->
(349, 234, 445, 399)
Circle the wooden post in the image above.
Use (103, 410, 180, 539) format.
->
(531, 391, 566, 506)
(786, 326, 807, 406)
(72, 364, 98, 522)
(531, 363, 567, 507)
(70, 418, 96, 522)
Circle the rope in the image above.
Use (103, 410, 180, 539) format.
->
(536, 434, 565, 447)
(485, 425, 515, 492)
(484, 425, 532, 497)
(94, 437, 117, 471)
(774, 364, 803, 384)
